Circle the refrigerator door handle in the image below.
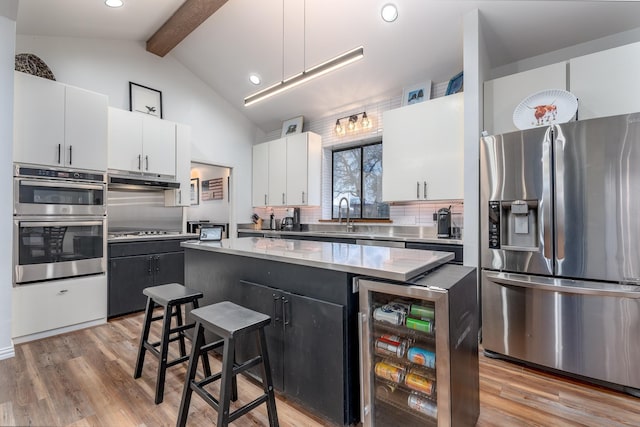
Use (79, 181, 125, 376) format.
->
(486, 271, 640, 298)
(553, 125, 566, 262)
(541, 126, 554, 262)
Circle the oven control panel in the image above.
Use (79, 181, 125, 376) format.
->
(16, 166, 104, 183)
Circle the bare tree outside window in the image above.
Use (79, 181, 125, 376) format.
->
(332, 142, 389, 219)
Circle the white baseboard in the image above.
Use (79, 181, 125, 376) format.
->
(0, 343, 15, 360)
(11, 318, 106, 345)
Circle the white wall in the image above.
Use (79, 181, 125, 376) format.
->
(15, 35, 258, 226)
(490, 26, 640, 79)
(0, 10, 17, 360)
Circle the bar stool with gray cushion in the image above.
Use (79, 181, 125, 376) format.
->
(134, 282, 211, 404)
(177, 301, 279, 427)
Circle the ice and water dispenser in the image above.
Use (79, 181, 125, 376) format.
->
(488, 199, 539, 249)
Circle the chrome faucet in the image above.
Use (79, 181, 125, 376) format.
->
(338, 197, 353, 232)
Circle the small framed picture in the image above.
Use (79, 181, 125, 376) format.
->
(129, 82, 163, 118)
(402, 81, 432, 106)
(281, 116, 304, 137)
(445, 71, 464, 95)
(190, 178, 199, 205)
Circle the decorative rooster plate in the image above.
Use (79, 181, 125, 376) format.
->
(513, 89, 578, 130)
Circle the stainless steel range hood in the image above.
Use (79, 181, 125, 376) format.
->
(108, 174, 179, 190)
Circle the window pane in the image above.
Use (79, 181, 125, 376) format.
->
(332, 148, 361, 218)
(363, 143, 389, 218)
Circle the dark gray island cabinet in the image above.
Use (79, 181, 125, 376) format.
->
(182, 237, 454, 426)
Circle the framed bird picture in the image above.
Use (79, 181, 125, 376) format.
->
(129, 82, 163, 118)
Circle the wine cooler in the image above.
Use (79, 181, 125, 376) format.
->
(357, 265, 479, 427)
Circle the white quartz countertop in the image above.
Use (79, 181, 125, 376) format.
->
(181, 237, 454, 281)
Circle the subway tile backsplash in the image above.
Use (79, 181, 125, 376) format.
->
(253, 200, 463, 229)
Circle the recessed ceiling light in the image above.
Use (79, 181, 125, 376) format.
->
(249, 74, 261, 85)
(105, 0, 124, 8)
(381, 3, 398, 23)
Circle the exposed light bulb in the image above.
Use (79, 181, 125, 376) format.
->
(348, 116, 357, 131)
(361, 112, 371, 128)
(335, 119, 343, 135)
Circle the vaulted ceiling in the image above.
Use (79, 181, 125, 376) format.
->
(16, 0, 640, 132)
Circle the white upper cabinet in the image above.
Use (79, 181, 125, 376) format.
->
(268, 138, 287, 206)
(570, 41, 640, 120)
(483, 62, 567, 136)
(165, 123, 191, 207)
(382, 92, 464, 202)
(108, 107, 176, 177)
(252, 143, 270, 207)
(14, 72, 108, 171)
(286, 132, 321, 206)
(252, 132, 322, 207)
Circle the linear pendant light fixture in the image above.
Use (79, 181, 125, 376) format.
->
(244, 46, 364, 107)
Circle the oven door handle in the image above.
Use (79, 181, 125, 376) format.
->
(19, 220, 104, 228)
(18, 179, 104, 191)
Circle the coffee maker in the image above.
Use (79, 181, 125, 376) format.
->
(281, 207, 301, 231)
(436, 206, 451, 238)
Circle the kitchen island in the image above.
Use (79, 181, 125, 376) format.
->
(181, 237, 455, 426)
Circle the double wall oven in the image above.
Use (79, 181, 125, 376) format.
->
(13, 164, 107, 285)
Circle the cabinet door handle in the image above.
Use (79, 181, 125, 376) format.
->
(69, 145, 73, 165)
(147, 256, 153, 274)
(282, 193, 285, 204)
(416, 181, 420, 199)
(302, 191, 305, 204)
(138, 154, 142, 170)
(282, 297, 290, 327)
(178, 189, 182, 204)
(57, 144, 62, 164)
(58, 289, 68, 295)
(145, 155, 149, 171)
(424, 181, 427, 199)
(264, 194, 267, 205)
(273, 294, 281, 322)
(155, 255, 160, 272)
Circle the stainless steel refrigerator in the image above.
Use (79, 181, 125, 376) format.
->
(480, 112, 640, 395)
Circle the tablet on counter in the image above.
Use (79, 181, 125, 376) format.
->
(199, 225, 223, 241)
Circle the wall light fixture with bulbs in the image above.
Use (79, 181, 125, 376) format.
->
(334, 111, 372, 136)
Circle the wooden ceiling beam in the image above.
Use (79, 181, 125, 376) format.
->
(146, 0, 228, 57)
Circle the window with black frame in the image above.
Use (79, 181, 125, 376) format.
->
(332, 142, 389, 219)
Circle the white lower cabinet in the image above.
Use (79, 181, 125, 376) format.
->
(12, 274, 107, 343)
(382, 93, 464, 202)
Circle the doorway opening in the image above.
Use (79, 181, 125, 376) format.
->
(187, 161, 233, 238)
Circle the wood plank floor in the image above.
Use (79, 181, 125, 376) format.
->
(1, 311, 639, 426)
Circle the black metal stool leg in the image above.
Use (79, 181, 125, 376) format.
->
(174, 303, 187, 357)
(134, 297, 154, 379)
(257, 328, 279, 427)
(177, 322, 205, 427)
(191, 299, 212, 377)
(155, 302, 174, 404)
(218, 337, 236, 427)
